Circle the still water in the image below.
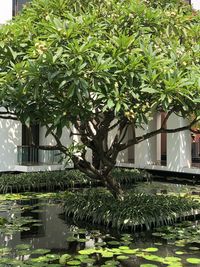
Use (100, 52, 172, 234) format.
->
(0, 194, 199, 266)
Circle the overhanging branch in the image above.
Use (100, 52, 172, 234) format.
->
(119, 118, 199, 151)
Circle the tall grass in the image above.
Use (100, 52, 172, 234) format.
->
(64, 188, 200, 231)
(0, 168, 148, 193)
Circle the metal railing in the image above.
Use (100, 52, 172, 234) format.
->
(17, 146, 63, 165)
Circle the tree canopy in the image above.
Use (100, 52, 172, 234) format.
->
(0, 0, 200, 198)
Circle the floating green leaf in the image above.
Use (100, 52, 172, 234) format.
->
(102, 252, 114, 258)
(59, 254, 71, 264)
(116, 255, 129, 260)
(140, 264, 158, 267)
(31, 249, 51, 255)
(143, 247, 158, 252)
(66, 260, 81, 265)
(79, 249, 96, 255)
(186, 258, 200, 264)
(15, 244, 31, 250)
(175, 251, 185, 255)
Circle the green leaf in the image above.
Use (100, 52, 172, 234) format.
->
(115, 102, 121, 113)
(59, 254, 71, 264)
(140, 264, 158, 267)
(143, 247, 158, 252)
(116, 255, 129, 260)
(107, 99, 115, 109)
(66, 260, 81, 265)
(141, 87, 158, 94)
(186, 258, 200, 264)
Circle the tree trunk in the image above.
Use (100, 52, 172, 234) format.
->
(103, 175, 124, 201)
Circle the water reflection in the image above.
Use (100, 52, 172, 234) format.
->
(0, 196, 199, 266)
(0, 198, 70, 251)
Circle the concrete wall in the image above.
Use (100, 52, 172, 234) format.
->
(191, 0, 200, 10)
(0, 0, 12, 24)
(0, 115, 22, 172)
(167, 114, 191, 171)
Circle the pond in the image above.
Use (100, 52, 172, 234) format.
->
(0, 190, 200, 267)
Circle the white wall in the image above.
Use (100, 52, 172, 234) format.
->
(39, 126, 71, 147)
(167, 115, 191, 171)
(0, 0, 12, 24)
(0, 117, 22, 172)
(191, 0, 200, 10)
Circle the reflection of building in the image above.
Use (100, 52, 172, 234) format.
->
(0, 199, 69, 251)
(1, 0, 200, 176)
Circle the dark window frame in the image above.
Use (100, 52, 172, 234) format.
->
(12, 0, 30, 16)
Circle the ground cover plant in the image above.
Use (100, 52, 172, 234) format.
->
(0, 169, 90, 193)
(0, 168, 147, 193)
(63, 188, 200, 231)
(152, 221, 200, 249)
(0, 0, 200, 199)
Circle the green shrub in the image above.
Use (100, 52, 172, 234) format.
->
(113, 168, 150, 185)
(63, 189, 200, 231)
(0, 170, 90, 193)
(0, 168, 147, 194)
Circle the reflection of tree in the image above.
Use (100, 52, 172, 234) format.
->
(20, 199, 45, 239)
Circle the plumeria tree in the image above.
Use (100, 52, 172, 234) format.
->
(0, 0, 200, 199)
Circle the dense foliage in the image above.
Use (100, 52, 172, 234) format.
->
(63, 188, 200, 230)
(0, 0, 200, 197)
(0, 170, 89, 193)
(0, 168, 147, 193)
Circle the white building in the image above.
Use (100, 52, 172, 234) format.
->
(0, 0, 200, 176)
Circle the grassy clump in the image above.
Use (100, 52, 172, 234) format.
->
(113, 168, 150, 185)
(0, 168, 147, 194)
(63, 189, 200, 231)
(0, 170, 90, 193)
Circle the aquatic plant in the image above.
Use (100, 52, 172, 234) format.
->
(63, 189, 200, 230)
(152, 221, 200, 248)
(0, 192, 200, 267)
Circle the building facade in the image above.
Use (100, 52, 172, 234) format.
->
(0, 0, 200, 175)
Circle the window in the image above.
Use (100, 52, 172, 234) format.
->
(12, 0, 30, 16)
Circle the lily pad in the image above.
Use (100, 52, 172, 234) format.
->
(31, 249, 51, 255)
(143, 247, 158, 252)
(140, 264, 158, 267)
(15, 244, 31, 250)
(116, 255, 129, 260)
(105, 260, 119, 265)
(102, 252, 114, 258)
(79, 258, 95, 264)
(186, 258, 200, 264)
(66, 260, 81, 265)
(118, 246, 129, 250)
(59, 254, 71, 264)
(79, 249, 96, 255)
(175, 251, 185, 255)
(188, 247, 199, 251)
(122, 249, 138, 254)
(74, 255, 89, 261)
